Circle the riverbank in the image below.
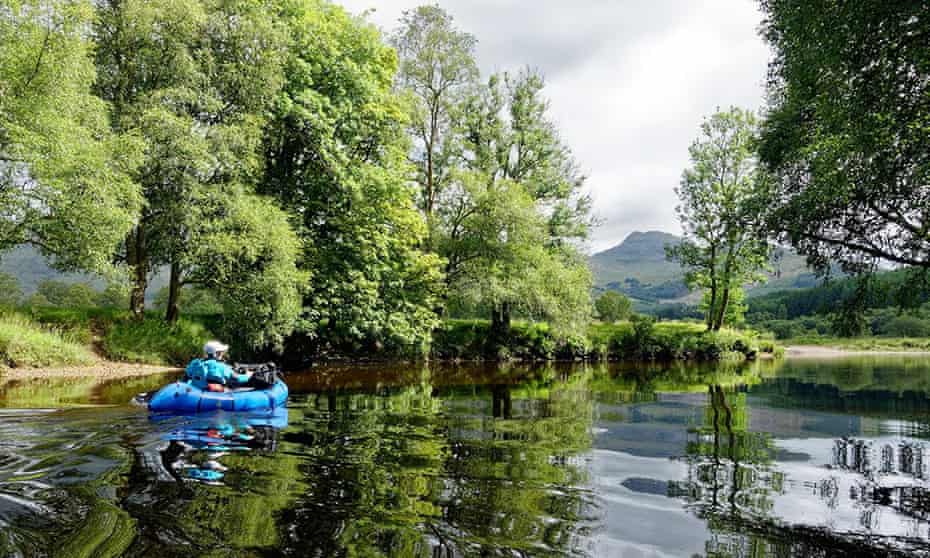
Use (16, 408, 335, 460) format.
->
(783, 335, 930, 355)
(786, 345, 930, 358)
(0, 362, 180, 381)
(4, 308, 781, 372)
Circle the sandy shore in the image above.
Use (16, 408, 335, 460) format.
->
(786, 345, 930, 358)
(0, 361, 181, 381)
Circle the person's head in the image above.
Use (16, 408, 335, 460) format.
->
(203, 340, 229, 361)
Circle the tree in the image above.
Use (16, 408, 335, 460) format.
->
(392, 5, 478, 229)
(97, 283, 129, 309)
(0, 272, 22, 307)
(185, 193, 304, 349)
(667, 108, 770, 331)
(434, 71, 594, 336)
(261, 0, 443, 354)
(153, 285, 221, 315)
(758, 1, 930, 274)
(0, 0, 142, 273)
(595, 291, 632, 323)
(90, 0, 302, 347)
(37, 280, 97, 308)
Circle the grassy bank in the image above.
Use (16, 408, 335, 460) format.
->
(783, 335, 930, 352)
(17, 307, 215, 367)
(432, 318, 779, 362)
(0, 312, 96, 368)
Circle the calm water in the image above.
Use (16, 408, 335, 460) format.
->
(1, 357, 929, 557)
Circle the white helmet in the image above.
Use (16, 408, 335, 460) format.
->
(203, 340, 229, 357)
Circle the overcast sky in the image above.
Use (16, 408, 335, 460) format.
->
(338, 0, 771, 253)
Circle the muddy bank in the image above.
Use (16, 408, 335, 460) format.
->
(0, 362, 181, 382)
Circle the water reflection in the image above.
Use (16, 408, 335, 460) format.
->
(0, 359, 929, 556)
(139, 409, 289, 485)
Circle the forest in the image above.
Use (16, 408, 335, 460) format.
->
(1, 0, 928, 366)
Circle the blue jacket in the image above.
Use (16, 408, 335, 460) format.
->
(185, 358, 249, 389)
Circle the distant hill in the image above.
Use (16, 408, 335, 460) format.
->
(590, 231, 820, 304)
(0, 244, 167, 302)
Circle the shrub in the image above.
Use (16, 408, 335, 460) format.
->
(881, 315, 930, 338)
(103, 316, 213, 365)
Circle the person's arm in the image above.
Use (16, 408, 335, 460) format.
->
(222, 362, 250, 385)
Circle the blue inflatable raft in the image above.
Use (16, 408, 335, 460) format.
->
(148, 379, 288, 413)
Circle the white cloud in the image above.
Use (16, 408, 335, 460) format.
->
(339, 0, 770, 252)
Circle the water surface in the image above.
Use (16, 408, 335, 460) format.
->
(0, 357, 928, 557)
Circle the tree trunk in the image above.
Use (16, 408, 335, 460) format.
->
(706, 245, 718, 330)
(713, 286, 731, 331)
(490, 302, 512, 342)
(127, 224, 148, 320)
(713, 244, 736, 331)
(165, 261, 182, 323)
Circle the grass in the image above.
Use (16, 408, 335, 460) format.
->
(0, 312, 96, 368)
(783, 335, 930, 352)
(4, 307, 215, 368)
(102, 315, 214, 365)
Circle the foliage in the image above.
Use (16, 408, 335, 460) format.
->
(595, 291, 633, 322)
(758, 0, 930, 273)
(0, 312, 95, 367)
(153, 286, 222, 315)
(36, 280, 98, 308)
(434, 318, 773, 362)
(667, 108, 770, 331)
(102, 315, 213, 365)
(183, 194, 304, 349)
(262, 0, 443, 354)
(880, 315, 930, 339)
(0, 272, 22, 307)
(392, 4, 478, 222)
(0, 0, 142, 271)
(93, 0, 290, 322)
(433, 70, 594, 334)
(96, 283, 129, 309)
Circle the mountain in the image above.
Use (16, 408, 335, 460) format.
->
(0, 244, 167, 301)
(590, 231, 818, 304)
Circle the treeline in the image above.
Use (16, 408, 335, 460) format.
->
(0, 1, 591, 359)
(747, 270, 930, 339)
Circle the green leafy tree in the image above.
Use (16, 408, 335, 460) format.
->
(0, 0, 142, 273)
(261, 0, 443, 354)
(36, 280, 97, 308)
(93, 0, 293, 333)
(36, 280, 72, 307)
(595, 291, 632, 323)
(392, 5, 478, 228)
(667, 108, 770, 331)
(97, 283, 129, 309)
(0, 272, 22, 307)
(153, 285, 221, 315)
(757, 1, 930, 274)
(186, 194, 304, 349)
(435, 71, 594, 336)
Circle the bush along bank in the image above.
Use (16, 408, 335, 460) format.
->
(431, 318, 780, 362)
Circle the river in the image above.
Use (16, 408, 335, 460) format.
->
(0, 356, 928, 557)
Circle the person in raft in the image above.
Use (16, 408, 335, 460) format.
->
(185, 341, 252, 392)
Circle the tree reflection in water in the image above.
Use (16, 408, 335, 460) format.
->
(277, 369, 597, 557)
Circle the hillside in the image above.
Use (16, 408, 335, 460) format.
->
(0, 245, 167, 302)
(590, 231, 818, 303)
